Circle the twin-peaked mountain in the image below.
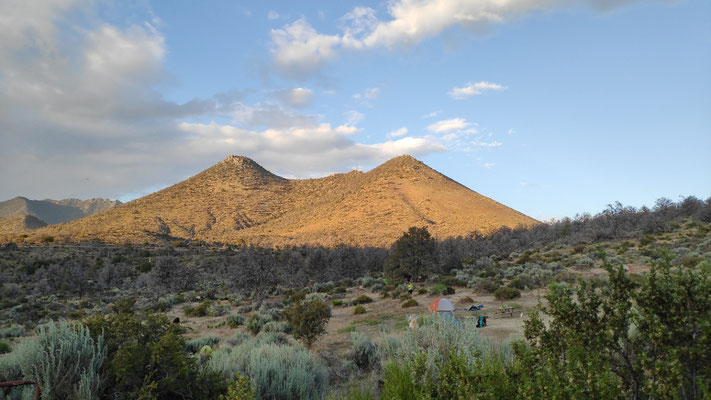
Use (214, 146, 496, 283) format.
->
(16, 155, 539, 247)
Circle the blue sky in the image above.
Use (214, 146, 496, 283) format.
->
(1, 0, 709, 220)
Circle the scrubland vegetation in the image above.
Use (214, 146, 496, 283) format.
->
(0, 196, 709, 399)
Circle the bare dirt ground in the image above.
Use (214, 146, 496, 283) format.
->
(170, 284, 551, 355)
(319, 286, 548, 351)
(170, 264, 655, 355)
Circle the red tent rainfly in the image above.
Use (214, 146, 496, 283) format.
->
(429, 298, 455, 312)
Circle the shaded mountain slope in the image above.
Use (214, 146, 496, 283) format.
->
(0, 197, 121, 225)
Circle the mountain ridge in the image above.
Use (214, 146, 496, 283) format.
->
(0, 197, 121, 225)
(8, 155, 539, 247)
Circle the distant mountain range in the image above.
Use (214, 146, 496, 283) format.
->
(6, 155, 539, 247)
(0, 197, 121, 228)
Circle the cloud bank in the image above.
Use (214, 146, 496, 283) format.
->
(270, 0, 655, 78)
(0, 1, 446, 201)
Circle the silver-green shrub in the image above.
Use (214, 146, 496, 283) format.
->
(350, 332, 377, 371)
(208, 335, 327, 400)
(0, 324, 26, 338)
(0, 320, 105, 400)
(186, 334, 220, 353)
(375, 314, 508, 384)
(226, 313, 245, 328)
(262, 321, 292, 334)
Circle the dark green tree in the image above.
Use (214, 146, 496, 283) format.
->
(283, 297, 331, 349)
(384, 226, 437, 282)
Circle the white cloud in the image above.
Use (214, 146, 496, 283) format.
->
(448, 81, 506, 99)
(427, 118, 471, 133)
(270, 18, 342, 79)
(483, 162, 495, 168)
(388, 127, 408, 138)
(353, 87, 381, 100)
(268, 10, 280, 20)
(178, 122, 445, 177)
(421, 110, 442, 119)
(234, 103, 319, 128)
(473, 140, 502, 148)
(0, 3, 448, 201)
(274, 87, 314, 108)
(270, 0, 643, 78)
(344, 110, 365, 125)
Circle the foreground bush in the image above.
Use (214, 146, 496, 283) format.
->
(209, 336, 328, 400)
(83, 299, 226, 399)
(376, 313, 506, 385)
(350, 332, 378, 371)
(0, 320, 105, 400)
(517, 252, 711, 399)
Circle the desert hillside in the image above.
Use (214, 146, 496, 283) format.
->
(17, 155, 538, 247)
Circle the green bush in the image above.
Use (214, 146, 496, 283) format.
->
(184, 299, 212, 317)
(401, 299, 418, 308)
(640, 234, 656, 246)
(209, 341, 328, 400)
(0, 324, 25, 338)
(494, 286, 521, 300)
(262, 321, 292, 334)
(330, 384, 377, 400)
(680, 255, 705, 268)
(220, 375, 256, 400)
(186, 334, 220, 353)
(478, 278, 500, 293)
(353, 295, 374, 305)
(516, 253, 711, 399)
(438, 276, 467, 287)
(377, 315, 513, 399)
(417, 287, 428, 295)
(283, 297, 331, 349)
(83, 308, 226, 399)
(0, 320, 105, 399)
(350, 332, 378, 371)
(354, 305, 366, 315)
(458, 296, 474, 304)
(237, 305, 253, 313)
(429, 284, 455, 295)
(0, 340, 10, 354)
(332, 299, 344, 307)
(381, 362, 418, 399)
(247, 312, 270, 335)
(226, 314, 245, 328)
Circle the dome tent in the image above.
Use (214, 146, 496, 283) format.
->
(428, 298, 455, 312)
(428, 298, 460, 326)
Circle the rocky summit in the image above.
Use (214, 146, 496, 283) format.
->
(14, 155, 539, 247)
